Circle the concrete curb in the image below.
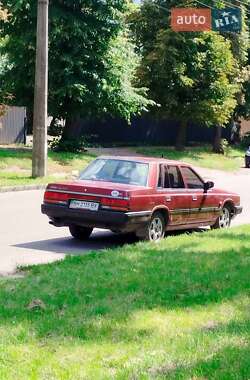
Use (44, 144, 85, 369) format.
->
(0, 184, 47, 193)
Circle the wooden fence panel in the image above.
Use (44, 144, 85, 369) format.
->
(0, 107, 26, 144)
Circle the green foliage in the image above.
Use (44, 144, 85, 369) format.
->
(0, 0, 151, 124)
(48, 119, 63, 137)
(225, 5, 250, 120)
(132, 1, 239, 129)
(102, 29, 154, 121)
(49, 136, 95, 152)
(241, 131, 250, 148)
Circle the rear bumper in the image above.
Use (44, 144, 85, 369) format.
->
(234, 205, 243, 216)
(41, 203, 151, 232)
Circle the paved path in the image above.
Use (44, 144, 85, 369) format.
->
(0, 166, 249, 276)
(0, 190, 139, 276)
(197, 166, 250, 227)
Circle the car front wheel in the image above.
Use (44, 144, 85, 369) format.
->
(212, 205, 231, 229)
(69, 225, 93, 240)
(137, 212, 165, 242)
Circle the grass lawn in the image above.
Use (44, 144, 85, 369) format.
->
(0, 145, 245, 187)
(1, 225, 250, 379)
(0, 148, 95, 187)
(137, 146, 245, 171)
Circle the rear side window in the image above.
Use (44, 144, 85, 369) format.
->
(168, 166, 185, 188)
(181, 167, 204, 189)
(158, 165, 184, 189)
(158, 165, 170, 188)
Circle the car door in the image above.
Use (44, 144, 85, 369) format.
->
(157, 164, 192, 226)
(180, 166, 216, 225)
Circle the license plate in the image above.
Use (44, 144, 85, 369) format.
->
(69, 200, 99, 211)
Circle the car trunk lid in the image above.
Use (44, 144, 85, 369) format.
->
(44, 180, 132, 211)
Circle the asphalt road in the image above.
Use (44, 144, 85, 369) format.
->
(0, 167, 249, 276)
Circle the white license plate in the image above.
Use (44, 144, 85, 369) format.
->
(69, 200, 99, 211)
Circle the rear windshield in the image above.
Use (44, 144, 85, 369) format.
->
(80, 159, 149, 186)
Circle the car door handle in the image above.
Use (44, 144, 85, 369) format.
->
(192, 196, 198, 201)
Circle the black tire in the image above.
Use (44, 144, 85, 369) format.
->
(136, 212, 166, 242)
(212, 205, 231, 229)
(69, 225, 93, 240)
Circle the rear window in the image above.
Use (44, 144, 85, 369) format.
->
(80, 159, 149, 186)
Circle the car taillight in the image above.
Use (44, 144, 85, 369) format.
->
(44, 191, 68, 204)
(101, 197, 129, 211)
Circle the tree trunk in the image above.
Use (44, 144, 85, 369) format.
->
(61, 116, 82, 141)
(213, 125, 224, 154)
(175, 121, 187, 151)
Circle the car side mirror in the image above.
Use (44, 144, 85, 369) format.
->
(204, 181, 214, 192)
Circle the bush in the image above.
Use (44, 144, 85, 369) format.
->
(49, 135, 100, 153)
(48, 119, 63, 137)
(241, 132, 250, 148)
(222, 138, 230, 156)
(49, 137, 88, 153)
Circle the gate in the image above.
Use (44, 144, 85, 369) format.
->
(0, 107, 26, 144)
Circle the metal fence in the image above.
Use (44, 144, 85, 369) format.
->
(0, 107, 26, 144)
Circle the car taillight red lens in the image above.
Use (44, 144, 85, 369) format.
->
(44, 191, 68, 203)
(101, 197, 129, 211)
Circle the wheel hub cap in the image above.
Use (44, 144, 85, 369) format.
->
(149, 217, 163, 241)
(219, 208, 230, 228)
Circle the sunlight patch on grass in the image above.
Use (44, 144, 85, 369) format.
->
(137, 146, 245, 171)
(0, 149, 95, 187)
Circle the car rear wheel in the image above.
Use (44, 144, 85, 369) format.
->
(137, 212, 165, 242)
(69, 225, 93, 240)
(212, 205, 231, 229)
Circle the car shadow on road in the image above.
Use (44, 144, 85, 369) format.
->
(13, 230, 139, 255)
(13, 228, 207, 256)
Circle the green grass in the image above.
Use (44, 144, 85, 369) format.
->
(0, 149, 95, 187)
(0, 145, 245, 187)
(1, 225, 250, 379)
(137, 146, 245, 171)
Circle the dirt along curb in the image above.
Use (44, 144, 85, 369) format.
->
(0, 184, 47, 193)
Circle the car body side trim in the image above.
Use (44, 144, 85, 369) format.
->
(126, 211, 152, 217)
(170, 206, 220, 215)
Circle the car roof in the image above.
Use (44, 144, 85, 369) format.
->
(98, 155, 190, 166)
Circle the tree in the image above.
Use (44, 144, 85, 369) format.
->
(231, 5, 250, 125)
(138, 29, 238, 150)
(131, 1, 240, 150)
(213, 1, 250, 153)
(0, 0, 151, 141)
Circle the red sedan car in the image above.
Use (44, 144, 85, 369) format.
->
(42, 156, 242, 242)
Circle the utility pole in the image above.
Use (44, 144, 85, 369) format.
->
(32, 0, 49, 178)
